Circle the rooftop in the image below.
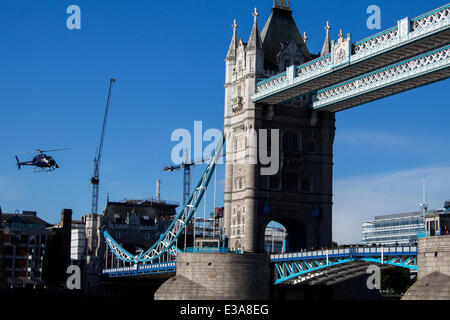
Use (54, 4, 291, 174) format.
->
(374, 211, 423, 221)
(260, 6, 312, 70)
(1, 211, 51, 227)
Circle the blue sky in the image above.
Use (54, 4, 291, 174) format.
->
(0, 0, 448, 244)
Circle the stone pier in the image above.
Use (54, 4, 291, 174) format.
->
(402, 235, 450, 300)
(154, 252, 270, 300)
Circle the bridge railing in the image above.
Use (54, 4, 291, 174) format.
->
(185, 247, 230, 253)
(352, 26, 398, 56)
(103, 261, 176, 277)
(102, 265, 137, 275)
(411, 3, 450, 31)
(270, 245, 417, 262)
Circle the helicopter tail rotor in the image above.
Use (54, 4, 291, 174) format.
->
(15, 156, 21, 170)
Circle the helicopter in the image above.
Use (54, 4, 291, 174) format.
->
(15, 148, 70, 172)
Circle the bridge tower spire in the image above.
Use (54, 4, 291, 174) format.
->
(248, 8, 263, 49)
(321, 21, 332, 56)
(226, 19, 238, 61)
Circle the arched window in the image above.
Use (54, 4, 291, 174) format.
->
(282, 171, 298, 192)
(283, 131, 299, 152)
(268, 173, 280, 190)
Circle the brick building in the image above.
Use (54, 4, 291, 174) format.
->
(1, 210, 50, 288)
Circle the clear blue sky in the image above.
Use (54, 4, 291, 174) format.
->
(0, 1, 448, 243)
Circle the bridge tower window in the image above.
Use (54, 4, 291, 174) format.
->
(283, 172, 298, 192)
(268, 173, 281, 190)
(301, 177, 313, 193)
(283, 131, 299, 152)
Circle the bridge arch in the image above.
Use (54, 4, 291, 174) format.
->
(258, 214, 317, 252)
(118, 238, 153, 255)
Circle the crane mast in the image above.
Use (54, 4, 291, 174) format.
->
(90, 78, 115, 214)
(164, 151, 224, 205)
(164, 163, 194, 206)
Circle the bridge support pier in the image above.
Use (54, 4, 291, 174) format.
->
(155, 252, 270, 300)
(402, 235, 450, 300)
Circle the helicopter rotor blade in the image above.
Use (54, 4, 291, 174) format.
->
(37, 148, 72, 153)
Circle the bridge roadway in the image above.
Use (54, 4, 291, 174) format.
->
(252, 3, 450, 108)
(271, 245, 417, 285)
(102, 245, 417, 287)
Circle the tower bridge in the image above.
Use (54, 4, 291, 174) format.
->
(223, 1, 450, 254)
(99, 1, 449, 298)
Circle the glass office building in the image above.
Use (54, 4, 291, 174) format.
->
(264, 226, 287, 253)
(362, 211, 428, 246)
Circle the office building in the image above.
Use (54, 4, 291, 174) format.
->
(362, 202, 450, 245)
(1, 210, 51, 288)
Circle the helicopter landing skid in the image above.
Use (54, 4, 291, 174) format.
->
(33, 167, 57, 173)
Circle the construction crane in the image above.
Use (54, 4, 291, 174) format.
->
(164, 162, 195, 205)
(164, 151, 222, 250)
(164, 149, 194, 206)
(164, 151, 224, 206)
(90, 78, 116, 214)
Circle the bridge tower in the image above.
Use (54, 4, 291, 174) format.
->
(224, 2, 335, 253)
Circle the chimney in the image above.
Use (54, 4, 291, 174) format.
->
(60, 209, 72, 271)
(22, 210, 37, 216)
(156, 180, 161, 201)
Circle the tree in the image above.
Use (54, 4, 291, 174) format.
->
(381, 267, 416, 294)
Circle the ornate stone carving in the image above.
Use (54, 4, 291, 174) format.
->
(333, 29, 350, 66)
(231, 96, 243, 114)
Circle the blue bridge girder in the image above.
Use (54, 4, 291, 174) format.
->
(102, 245, 418, 284)
(270, 246, 417, 285)
(252, 3, 450, 106)
(102, 133, 224, 266)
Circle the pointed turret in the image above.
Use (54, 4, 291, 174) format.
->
(247, 8, 263, 49)
(226, 19, 239, 61)
(225, 19, 239, 84)
(261, 3, 312, 70)
(321, 21, 332, 56)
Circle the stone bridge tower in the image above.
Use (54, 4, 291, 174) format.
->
(223, 1, 335, 253)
